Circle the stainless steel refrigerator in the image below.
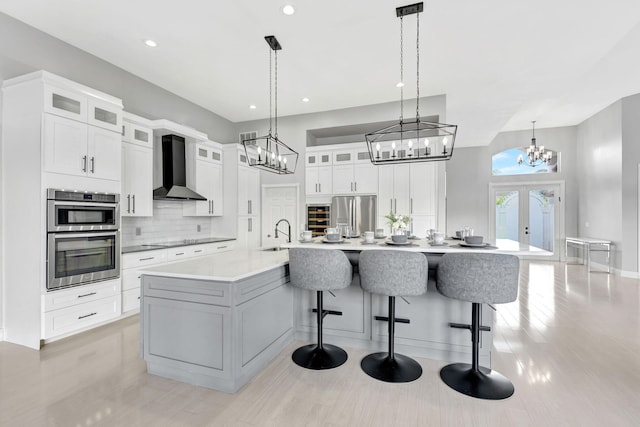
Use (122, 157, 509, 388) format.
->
(331, 195, 377, 237)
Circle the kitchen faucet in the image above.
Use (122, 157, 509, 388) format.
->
(274, 218, 291, 243)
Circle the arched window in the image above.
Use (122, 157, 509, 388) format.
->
(492, 148, 559, 176)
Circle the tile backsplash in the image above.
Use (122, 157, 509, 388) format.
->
(122, 201, 214, 246)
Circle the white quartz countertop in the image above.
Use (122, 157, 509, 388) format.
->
(280, 237, 551, 256)
(140, 248, 289, 282)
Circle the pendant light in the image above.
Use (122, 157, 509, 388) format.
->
(517, 121, 552, 167)
(365, 2, 457, 165)
(243, 35, 298, 174)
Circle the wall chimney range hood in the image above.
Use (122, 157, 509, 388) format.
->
(153, 134, 206, 201)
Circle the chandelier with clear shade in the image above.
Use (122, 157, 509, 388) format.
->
(365, 2, 457, 165)
(242, 35, 298, 174)
(517, 121, 552, 167)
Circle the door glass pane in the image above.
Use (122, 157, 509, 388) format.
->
(528, 188, 554, 251)
(496, 190, 519, 241)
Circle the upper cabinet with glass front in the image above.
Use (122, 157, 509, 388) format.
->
(42, 74, 122, 133)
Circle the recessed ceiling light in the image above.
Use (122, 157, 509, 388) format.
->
(144, 39, 158, 48)
(249, 104, 257, 109)
(282, 5, 295, 15)
(301, 97, 309, 103)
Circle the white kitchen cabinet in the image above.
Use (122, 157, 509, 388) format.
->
(87, 97, 122, 133)
(122, 113, 153, 147)
(2, 71, 124, 349)
(238, 217, 261, 248)
(88, 125, 122, 181)
(306, 166, 332, 195)
(184, 142, 224, 217)
(44, 83, 122, 133)
(238, 165, 260, 216)
(332, 162, 378, 194)
(44, 114, 121, 181)
(122, 113, 154, 217)
(44, 84, 88, 122)
(378, 164, 411, 214)
(378, 163, 437, 236)
(234, 147, 262, 248)
(42, 278, 122, 340)
(408, 163, 438, 237)
(305, 150, 332, 167)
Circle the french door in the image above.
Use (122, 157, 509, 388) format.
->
(489, 182, 563, 260)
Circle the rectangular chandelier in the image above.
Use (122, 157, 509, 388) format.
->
(242, 134, 298, 174)
(365, 118, 457, 165)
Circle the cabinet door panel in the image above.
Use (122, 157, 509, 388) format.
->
(305, 167, 319, 195)
(123, 143, 153, 217)
(377, 165, 395, 217)
(44, 114, 88, 177)
(410, 163, 437, 216)
(88, 98, 122, 133)
(332, 164, 354, 194)
(87, 126, 121, 181)
(317, 166, 332, 194)
(394, 166, 411, 215)
(211, 164, 224, 216)
(44, 85, 87, 121)
(353, 163, 378, 194)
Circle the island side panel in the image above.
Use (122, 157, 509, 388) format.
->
(140, 264, 293, 394)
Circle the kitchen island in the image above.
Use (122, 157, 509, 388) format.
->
(140, 240, 549, 393)
(139, 249, 291, 393)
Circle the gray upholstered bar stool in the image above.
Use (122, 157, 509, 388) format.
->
(436, 253, 520, 400)
(358, 250, 428, 383)
(289, 248, 353, 370)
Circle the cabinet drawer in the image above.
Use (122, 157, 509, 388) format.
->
(43, 279, 120, 312)
(167, 247, 197, 262)
(122, 268, 142, 291)
(122, 288, 141, 313)
(44, 85, 87, 122)
(211, 241, 235, 253)
(43, 295, 121, 339)
(122, 249, 168, 269)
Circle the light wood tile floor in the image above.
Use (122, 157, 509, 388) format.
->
(1, 261, 639, 426)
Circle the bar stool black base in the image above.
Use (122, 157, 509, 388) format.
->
(361, 352, 423, 383)
(440, 363, 514, 400)
(292, 344, 348, 370)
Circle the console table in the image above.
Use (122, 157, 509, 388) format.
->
(565, 237, 613, 273)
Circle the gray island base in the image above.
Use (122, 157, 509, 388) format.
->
(140, 249, 292, 394)
(140, 241, 546, 393)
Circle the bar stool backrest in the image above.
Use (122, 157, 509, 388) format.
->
(359, 250, 428, 297)
(437, 253, 519, 304)
(289, 248, 352, 291)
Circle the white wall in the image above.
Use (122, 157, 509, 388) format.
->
(576, 101, 623, 270)
(621, 94, 640, 273)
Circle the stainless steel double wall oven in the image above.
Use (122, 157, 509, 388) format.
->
(46, 189, 120, 290)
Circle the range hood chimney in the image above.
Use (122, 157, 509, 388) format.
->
(153, 134, 206, 201)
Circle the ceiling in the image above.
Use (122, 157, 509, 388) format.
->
(2, 0, 640, 147)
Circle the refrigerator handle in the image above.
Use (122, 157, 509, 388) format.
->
(352, 199, 356, 232)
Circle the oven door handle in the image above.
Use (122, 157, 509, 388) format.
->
(50, 231, 118, 239)
(49, 201, 119, 209)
